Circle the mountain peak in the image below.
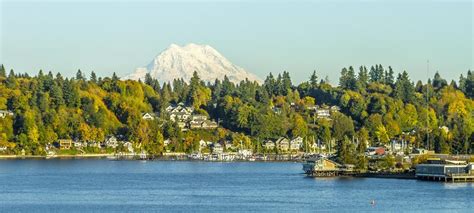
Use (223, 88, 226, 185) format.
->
(123, 43, 262, 84)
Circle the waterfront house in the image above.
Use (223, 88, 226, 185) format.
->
(199, 140, 207, 148)
(290, 137, 303, 151)
(0, 110, 14, 118)
(123, 141, 134, 153)
(73, 141, 85, 148)
(0, 146, 7, 152)
(212, 143, 224, 154)
(58, 139, 73, 150)
(275, 137, 289, 151)
(303, 158, 341, 175)
(141, 112, 155, 120)
(224, 141, 235, 150)
(238, 149, 253, 158)
(105, 136, 119, 148)
(264, 140, 275, 150)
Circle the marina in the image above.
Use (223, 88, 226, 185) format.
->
(302, 156, 474, 182)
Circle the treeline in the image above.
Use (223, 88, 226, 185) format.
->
(0, 64, 473, 158)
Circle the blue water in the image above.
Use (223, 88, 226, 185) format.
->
(0, 160, 472, 212)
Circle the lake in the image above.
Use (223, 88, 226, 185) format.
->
(0, 159, 472, 212)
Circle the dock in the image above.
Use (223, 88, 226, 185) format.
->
(416, 173, 474, 182)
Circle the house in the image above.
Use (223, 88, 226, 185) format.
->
(224, 141, 235, 150)
(238, 149, 253, 158)
(303, 158, 341, 174)
(123, 141, 134, 153)
(168, 103, 194, 122)
(184, 113, 218, 129)
(290, 137, 303, 151)
(170, 111, 192, 122)
(275, 137, 289, 151)
(58, 139, 73, 150)
(212, 143, 224, 154)
(264, 140, 275, 150)
(142, 113, 155, 120)
(192, 114, 207, 121)
(199, 140, 209, 151)
(105, 136, 119, 148)
(164, 139, 171, 146)
(0, 146, 7, 151)
(316, 109, 331, 119)
(412, 148, 434, 155)
(0, 110, 14, 118)
(201, 120, 218, 129)
(74, 141, 85, 148)
(366, 147, 385, 156)
(330, 106, 340, 112)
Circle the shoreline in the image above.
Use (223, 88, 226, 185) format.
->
(0, 154, 115, 159)
(0, 154, 303, 162)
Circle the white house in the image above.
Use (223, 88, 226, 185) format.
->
(74, 141, 85, 148)
(316, 109, 331, 119)
(0, 110, 14, 119)
(275, 137, 289, 151)
(164, 139, 171, 146)
(290, 136, 303, 151)
(199, 139, 208, 150)
(212, 143, 224, 154)
(142, 113, 155, 120)
(123, 141, 134, 153)
(105, 136, 119, 148)
(238, 149, 253, 158)
(264, 140, 275, 150)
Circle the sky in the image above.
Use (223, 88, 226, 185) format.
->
(0, 0, 472, 84)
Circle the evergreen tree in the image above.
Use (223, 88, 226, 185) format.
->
(463, 70, 473, 98)
(76, 69, 84, 80)
(144, 73, 153, 86)
(281, 71, 292, 95)
(394, 71, 415, 103)
(339, 67, 356, 90)
(90, 71, 97, 83)
(264, 73, 276, 96)
(432, 72, 447, 90)
(357, 66, 369, 89)
(6, 69, 17, 88)
(0, 64, 6, 77)
(310, 70, 318, 89)
(385, 66, 395, 85)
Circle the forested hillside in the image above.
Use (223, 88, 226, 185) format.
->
(0, 64, 472, 156)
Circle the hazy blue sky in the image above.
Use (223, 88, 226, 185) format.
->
(1, 0, 472, 84)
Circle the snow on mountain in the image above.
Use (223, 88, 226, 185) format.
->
(123, 43, 262, 84)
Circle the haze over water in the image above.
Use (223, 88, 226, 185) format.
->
(0, 160, 472, 212)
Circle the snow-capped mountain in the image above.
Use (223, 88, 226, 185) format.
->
(123, 43, 262, 84)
